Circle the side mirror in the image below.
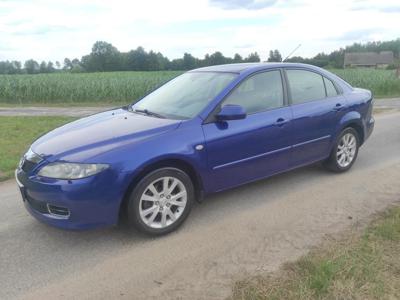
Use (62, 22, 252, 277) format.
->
(216, 104, 247, 121)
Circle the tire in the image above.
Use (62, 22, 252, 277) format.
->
(323, 127, 360, 173)
(127, 167, 194, 236)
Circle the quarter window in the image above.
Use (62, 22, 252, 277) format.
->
(286, 69, 326, 104)
(324, 77, 338, 97)
(223, 70, 284, 114)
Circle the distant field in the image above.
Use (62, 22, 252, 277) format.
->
(330, 68, 400, 98)
(0, 69, 398, 105)
(0, 71, 181, 105)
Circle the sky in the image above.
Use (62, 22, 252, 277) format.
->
(0, 0, 399, 63)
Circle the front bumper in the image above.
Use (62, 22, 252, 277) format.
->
(365, 116, 375, 141)
(15, 168, 126, 230)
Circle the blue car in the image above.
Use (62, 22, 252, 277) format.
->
(15, 63, 374, 235)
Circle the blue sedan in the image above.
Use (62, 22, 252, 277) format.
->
(15, 63, 374, 235)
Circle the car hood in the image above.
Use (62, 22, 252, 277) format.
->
(31, 108, 181, 162)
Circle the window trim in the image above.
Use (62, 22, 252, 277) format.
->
(204, 68, 288, 124)
(322, 76, 339, 98)
(283, 67, 342, 106)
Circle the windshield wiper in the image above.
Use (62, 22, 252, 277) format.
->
(133, 108, 166, 119)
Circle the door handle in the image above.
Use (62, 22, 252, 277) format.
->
(333, 103, 344, 111)
(274, 118, 289, 127)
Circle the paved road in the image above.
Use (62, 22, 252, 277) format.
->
(1, 112, 400, 299)
(0, 106, 117, 117)
(0, 98, 399, 117)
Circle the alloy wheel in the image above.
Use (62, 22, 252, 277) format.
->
(139, 176, 187, 229)
(336, 132, 357, 168)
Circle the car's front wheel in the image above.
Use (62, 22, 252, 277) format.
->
(324, 127, 359, 172)
(127, 167, 194, 235)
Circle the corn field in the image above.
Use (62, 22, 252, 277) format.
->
(330, 69, 400, 97)
(0, 69, 398, 105)
(0, 71, 182, 104)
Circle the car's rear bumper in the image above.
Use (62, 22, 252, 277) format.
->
(15, 168, 125, 230)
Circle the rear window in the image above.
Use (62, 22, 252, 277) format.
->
(286, 69, 326, 104)
(324, 77, 338, 97)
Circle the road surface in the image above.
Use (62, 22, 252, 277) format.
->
(1, 112, 400, 300)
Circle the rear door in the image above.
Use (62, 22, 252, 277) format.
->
(285, 68, 346, 167)
(202, 69, 292, 192)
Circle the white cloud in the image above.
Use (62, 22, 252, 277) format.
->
(0, 0, 399, 62)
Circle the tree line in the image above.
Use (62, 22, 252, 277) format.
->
(0, 38, 399, 75)
(0, 41, 260, 74)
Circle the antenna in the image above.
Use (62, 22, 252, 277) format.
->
(282, 44, 302, 62)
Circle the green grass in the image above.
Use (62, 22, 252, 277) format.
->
(0, 116, 76, 181)
(329, 68, 400, 98)
(231, 206, 400, 299)
(0, 69, 398, 105)
(0, 71, 182, 105)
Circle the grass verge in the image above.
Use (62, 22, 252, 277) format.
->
(231, 205, 400, 300)
(0, 116, 76, 181)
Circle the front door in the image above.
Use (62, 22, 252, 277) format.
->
(202, 70, 292, 192)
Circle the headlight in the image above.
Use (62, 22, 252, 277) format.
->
(38, 162, 109, 179)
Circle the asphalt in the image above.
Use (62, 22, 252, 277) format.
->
(0, 111, 400, 299)
(0, 106, 117, 117)
(0, 98, 399, 117)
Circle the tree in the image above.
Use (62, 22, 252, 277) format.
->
(156, 52, 169, 70)
(81, 41, 123, 72)
(0, 60, 22, 74)
(47, 61, 55, 73)
(245, 52, 261, 62)
(126, 46, 148, 71)
(182, 53, 197, 69)
(24, 59, 39, 74)
(147, 50, 160, 71)
(233, 53, 243, 63)
(63, 58, 72, 70)
(11, 61, 22, 74)
(39, 61, 48, 73)
(169, 58, 184, 70)
(267, 50, 282, 62)
(208, 51, 226, 65)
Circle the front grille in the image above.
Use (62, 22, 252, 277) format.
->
(26, 195, 70, 218)
(26, 194, 48, 214)
(21, 159, 37, 173)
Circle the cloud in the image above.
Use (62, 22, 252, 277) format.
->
(12, 25, 75, 36)
(379, 6, 400, 13)
(336, 28, 380, 41)
(0, 0, 399, 63)
(209, 0, 279, 10)
(351, 1, 400, 13)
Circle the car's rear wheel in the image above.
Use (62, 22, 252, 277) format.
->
(324, 127, 359, 172)
(127, 167, 194, 235)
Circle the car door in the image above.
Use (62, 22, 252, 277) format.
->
(285, 68, 347, 167)
(202, 69, 292, 192)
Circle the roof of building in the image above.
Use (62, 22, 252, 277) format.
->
(344, 51, 394, 66)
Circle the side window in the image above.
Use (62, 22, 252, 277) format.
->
(323, 77, 338, 97)
(286, 69, 326, 104)
(223, 70, 284, 114)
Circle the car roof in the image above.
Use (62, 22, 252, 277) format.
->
(189, 62, 354, 92)
(189, 62, 321, 74)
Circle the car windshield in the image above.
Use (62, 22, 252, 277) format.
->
(131, 72, 237, 119)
